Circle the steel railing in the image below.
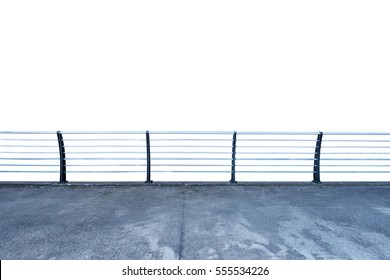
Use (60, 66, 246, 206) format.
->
(2, 131, 390, 183)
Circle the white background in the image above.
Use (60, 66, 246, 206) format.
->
(1, 1, 390, 182)
(2, 260, 390, 280)
(1, 0, 389, 132)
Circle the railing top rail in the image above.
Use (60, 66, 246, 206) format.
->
(2, 131, 390, 136)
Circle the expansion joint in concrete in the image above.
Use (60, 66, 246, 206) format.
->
(178, 189, 186, 260)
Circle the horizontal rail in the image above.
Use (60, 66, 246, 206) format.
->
(0, 139, 57, 141)
(319, 171, 390, 173)
(65, 164, 230, 167)
(69, 158, 229, 160)
(0, 164, 59, 166)
(1, 131, 388, 135)
(325, 132, 390, 135)
(321, 152, 390, 154)
(237, 145, 316, 148)
(321, 158, 390, 161)
(322, 146, 390, 148)
(321, 164, 390, 167)
(237, 139, 316, 142)
(323, 140, 390, 142)
(51, 145, 144, 148)
(65, 151, 234, 154)
(236, 158, 315, 160)
(147, 139, 233, 141)
(0, 170, 59, 173)
(0, 151, 59, 154)
(150, 145, 232, 147)
(3, 170, 390, 173)
(236, 152, 315, 154)
(0, 145, 58, 148)
(0, 158, 60, 160)
(1, 131, 390, 183)
(0, 131, 56, 134)
(62, 131, 146, 134)
(236, 132, 319, 135)
(55, 139, 145, 141)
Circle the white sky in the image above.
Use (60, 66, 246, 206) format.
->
(1, 0, 389, 133)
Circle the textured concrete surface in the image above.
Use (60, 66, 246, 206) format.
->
(0, 182, 390, 260)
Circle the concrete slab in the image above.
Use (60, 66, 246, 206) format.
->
(0, 183, 390, 259)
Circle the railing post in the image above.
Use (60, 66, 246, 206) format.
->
(230, 131, 237, 183)
(145, 130, 153, 183)
(56, 131, 67, 183)
(312, 131, 323, 183)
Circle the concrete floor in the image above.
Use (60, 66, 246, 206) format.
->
(0, 182, 390, 259)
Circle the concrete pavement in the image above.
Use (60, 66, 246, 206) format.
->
(0, 182, 390, 259)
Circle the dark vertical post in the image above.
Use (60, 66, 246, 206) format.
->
(145, 130, 152, 183)
(230, 131, 237, 183)
(312, 131, 323, 183)
(56, 131, 67, 183)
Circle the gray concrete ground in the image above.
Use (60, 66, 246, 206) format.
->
(0, 182, 390, 260)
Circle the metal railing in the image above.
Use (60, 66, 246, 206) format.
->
(2, 131, 390, 183)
